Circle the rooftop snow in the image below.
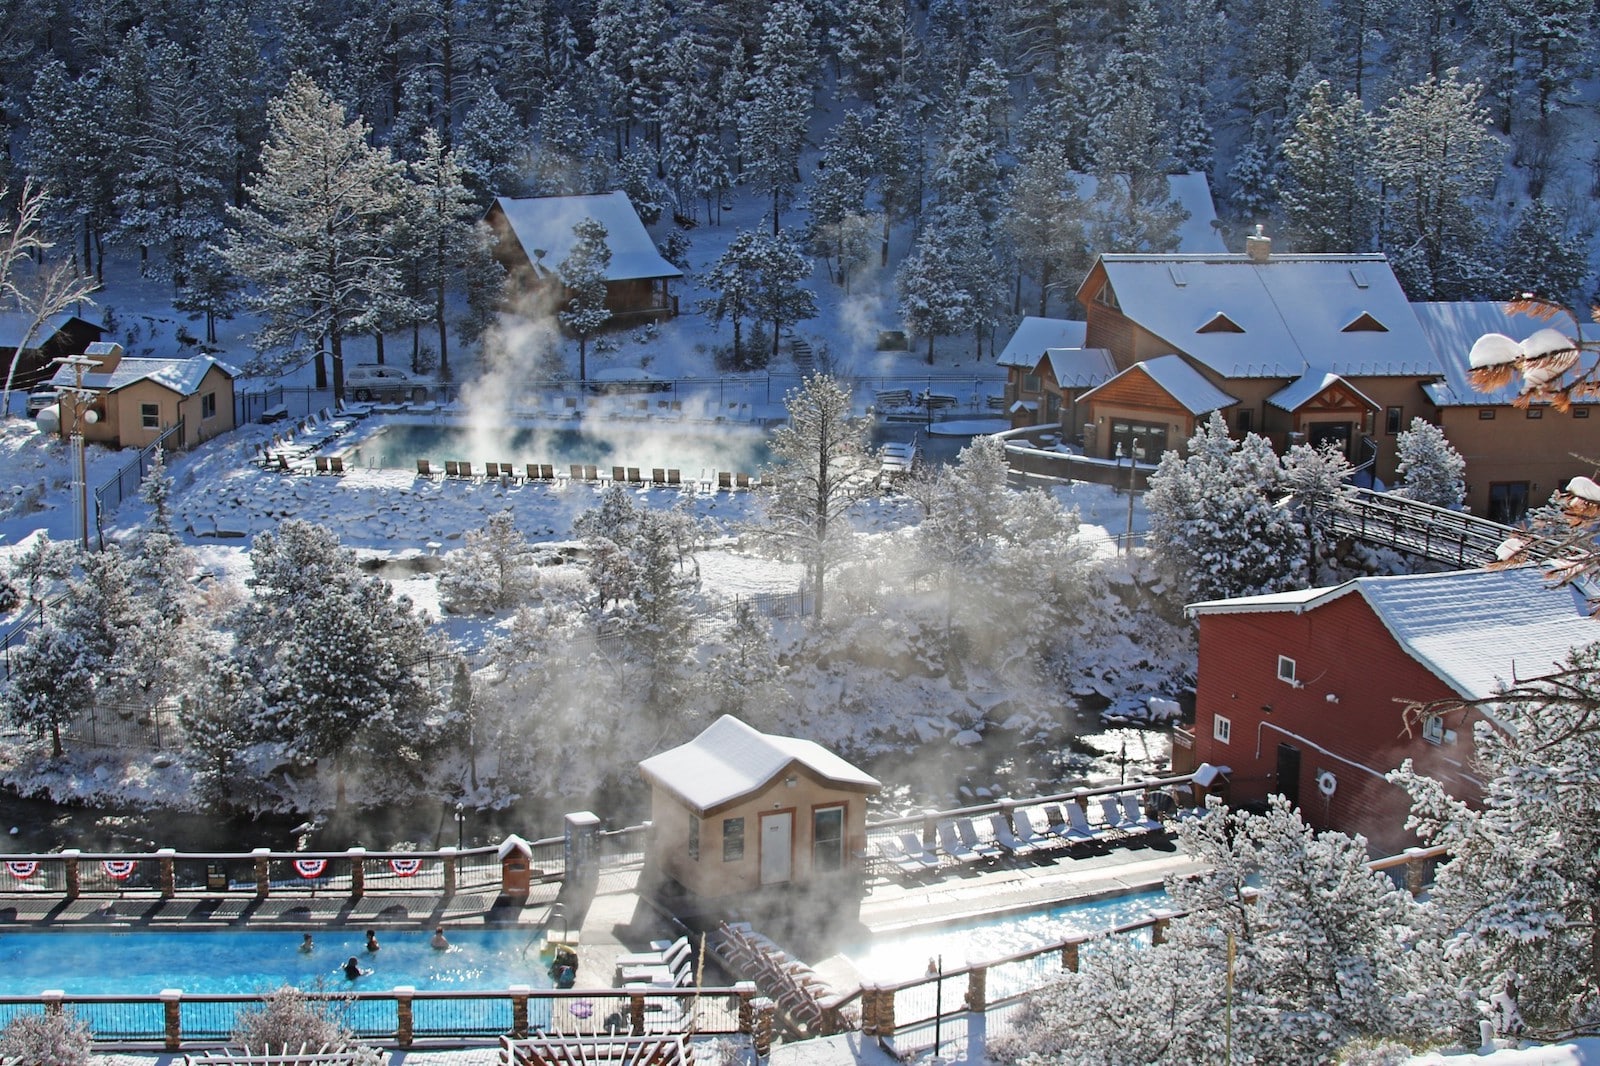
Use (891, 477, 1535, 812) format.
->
(1266, 370, 1378, 412)
(1040, 347, 1116, 388)
(1188, 567, 1599, 700)
(1079, 353, 1237, 415)
(0, 312, 101, 349)
(638, 714, 880, 815)
(1412, 301, 1596, 407)
(1069, 172, 1227, 254)
(491, 191, 683, 283)
(49, 354, 239, 396)
(1095, 254, 1440, 379)
(996, 317, 1089, 367)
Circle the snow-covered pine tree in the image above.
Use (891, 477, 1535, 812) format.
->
(750, 375, 879, 624)
(405, 128, 482, 380)
(439, 509, 546, 613)
(738, 0, 816, 231)
(895, 219, 973, 364)
(1283, 441, 1355, 582)
(830, 0, 904, 101)
(222, 74, 409, 403)
(0, 621, 92, 758)
(24, 62, 120, 280)
(557, 217, 612, 382)
(1146, 411, 1306, 602)
(1005, 131, 1089, 317)
(1392, 417, 1467, 509)
(1086, 86, 1187, 254)
(1500, 198, 1590, 307)
(1279, 81, 1377, 254)
(588, 0, 668, 157)
(456, 83, 531, 205)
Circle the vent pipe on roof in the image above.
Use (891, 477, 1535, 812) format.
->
(1246, 224, 1271, 263)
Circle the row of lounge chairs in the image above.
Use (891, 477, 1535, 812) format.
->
(615, 934, 695, 989)
(712, 921, 829, 1036)
(875, 794, 1169, 879)
(251, 408, 358, 473)
(414, 461, 760, 490)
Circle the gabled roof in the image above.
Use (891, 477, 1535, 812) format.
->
(1079, 353, 1237, 415)
(490, 191, 682, 283)
(997, 317, 1088, 367)
(0, 313, 103, 350)
(1187, 567, 1598, 701)
(1411, 301, 1594, 407)
(1266, 370, 1378, 413)
(1088, 253, 1440, 379)
(638, 715, 880, 816)
(50, 353, 239, 396)
(1039, 347, 1116, 389)
(1069, 172, 1228, 253)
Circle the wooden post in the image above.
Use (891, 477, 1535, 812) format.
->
(1404, 846, 1427, 897)
(394, 986, 415, 1047)
(1151, 908, 1178, 946)
(441, 847, 458, 897)
(62, 850, 80, 901)
(252, 847, 271, 899)
(629, 991, 646, 1035)
(157, 848, 176, 899)
(41, 990, 64, 1015)
(859, 986, 878, 1035)
(921, 809, 940, 848)
(736, 981, 757, 1033)
(965, 965, 988, 1012)
(753, 996, 775, 1058)
(876, 986, 897, 1039)
(509, 984, 530, 1037)
(159, 989, 181, 1050)
(348, 847, 365, 900)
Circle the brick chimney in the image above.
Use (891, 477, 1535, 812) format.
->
(1245, 224, 1271, 263)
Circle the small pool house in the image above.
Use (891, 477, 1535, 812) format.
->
(639, 716, 880, 906)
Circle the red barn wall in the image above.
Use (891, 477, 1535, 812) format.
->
(1192, 592, 1486, 854)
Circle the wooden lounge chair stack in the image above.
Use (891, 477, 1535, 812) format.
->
(713, 921, 828, 1037)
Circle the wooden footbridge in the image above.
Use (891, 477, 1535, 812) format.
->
(1326, 487, 1518, 568)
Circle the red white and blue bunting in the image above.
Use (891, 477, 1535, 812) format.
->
(388, 857, 424, 877)
(102, 859, 136, 881)
(293, 858, 328, 879)
(4, 861, 38, 880)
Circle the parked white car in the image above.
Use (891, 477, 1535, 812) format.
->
(343, 363, 431, 402)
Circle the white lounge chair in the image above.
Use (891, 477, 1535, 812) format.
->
(1121, 794, 1166, 833)
(876, 837, 932, 878)
(1011, 809, 1056, 851)
(1039, 803, 1075, 840)
(1100, 795, 1157, 840)
(1063, 801, 1111, 846)
(897, 832, 943, 872)
(955, 817, 1004, 861)
(988, 812, 1043, 858)
(616, 935, 689, 969)
(937, 821, 991, 864)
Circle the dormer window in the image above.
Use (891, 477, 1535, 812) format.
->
(1342, 313, 1388, 333)
(1096, 282, 1120, 310)
(1197, 312, 1244, 334)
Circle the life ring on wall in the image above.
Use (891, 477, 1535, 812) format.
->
(1316, 771, 1338, 797)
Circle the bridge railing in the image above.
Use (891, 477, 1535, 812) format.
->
(1329, 487, 1515, 567)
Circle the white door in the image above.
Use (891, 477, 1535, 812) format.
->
(759, 812, 793, 885)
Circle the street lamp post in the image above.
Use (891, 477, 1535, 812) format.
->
(52, 352, 102, 551)
(1124, 436, 1142, 555)
(454, 803, 466, 850)
(927, 955, 944, 1058)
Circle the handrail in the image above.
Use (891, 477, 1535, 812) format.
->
(865, 773, 1202, 833)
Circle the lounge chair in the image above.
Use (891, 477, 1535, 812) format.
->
(875, 837, 931, 879)
(1063, 801, 1111, 846)
(1039, 803, 1076, 840)
(612, 465, 626, 483)
(328, 456, 346, 474)
(540, 464, 555, 480)
(616, 935, 689, 969)
(988, 813, 1042, 858)
(897, 832, 942, 871)
(736, 473, 751, 489)
(651, 468, 666, 485)
(667, 469, 681, 486)
(584, 464, 599, 481)
(484, 462, 500, 479)
(499, 462, 514, 480)
(1120, 793, 1166, 834)
(526, 463, 540, 480)
(717, 471, 732, 490)
(619, 938, 693, 984)
(627, 467, 641, 483)
(1012, 809, 1056, 851)
(314, 455, 331, 473)
(937, 821, 994, 865)
(417, 458, 434, 477)
(954, 817, 1004, 861)
(272, 454, 292, 473)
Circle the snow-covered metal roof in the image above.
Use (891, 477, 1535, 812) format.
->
(1187, 567, 1599, 700)
(996, 317, 1088, 367)
(1094, 253, 1440, 379)
(1266, 370, 1378, 412)
(638, 715, 880, 815)
(1069, 172, 1228, 254)
(491, 191, 683, 283)
(1040, 347, 1116, 388)
(1411, 301, 1597, 407)
(0, 312, 101, 349)
(1079, 353, 1237, 415)
(49, 353, 239, 396)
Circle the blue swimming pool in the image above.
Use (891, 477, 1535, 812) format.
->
(848, 889, 1168, 983)
(0, 926, 553, 996)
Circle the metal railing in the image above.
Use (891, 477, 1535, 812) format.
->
(1328, 486, 1516, 567)
(93, 420, 184, 547)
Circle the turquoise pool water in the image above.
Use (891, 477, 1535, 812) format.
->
(0, 926, 552, 996)
(848, 889, 1168, 983)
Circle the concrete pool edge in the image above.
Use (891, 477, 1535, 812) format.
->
(861, 876, 1170, 939)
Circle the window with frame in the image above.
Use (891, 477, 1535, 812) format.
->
(722, 817, 745, 862)
(1213, 715, 1231, 743)
(141, 403, 159, 429)
(1236, 409, 1253, 434)
(1277, 655, 1297, 684)
(1479, 409, 1496, 420)
(812, 806, 845, 872)
(1385, 406, 1403, 434)
(1022, 373, 1041, 393)
(1095, 282, 1120, 310)
(201, 392, 216, 420)
(1575, 407, 1590, 419)
(1422, 715, 1445, 744)
(1527, 407, 1544, 419)
(687, 817, 699, 862)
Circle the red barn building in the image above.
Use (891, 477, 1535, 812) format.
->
(1182, 567, 1598, 854)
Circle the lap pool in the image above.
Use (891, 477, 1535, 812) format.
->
(0, 926, 551, 996)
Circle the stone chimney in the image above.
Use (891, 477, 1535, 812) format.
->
(82, 341, 124, 373)
(1245, 224, 1272, 263)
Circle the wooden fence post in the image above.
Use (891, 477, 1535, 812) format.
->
(629, 991, 646, 1036)
(62, 850, 80, 901)
(1404, 846, 1427, 897)
(509, 984, 530, 1037)
(965, 966, 988, 1012)
(252, 847, 271, 899)
(159, 989, 181, 1049)
(394, 986, 415, 1047)
(876, 986, 896, 1040)
(736, 981, 756, 1033)
(348, 847, 365, 900)
(753, 996, 775, 1058)
(1062, 940, 1079, 972)
(441, 846, 458, 897)
(157, 848, 175, 899)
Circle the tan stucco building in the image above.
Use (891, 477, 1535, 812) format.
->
(47, 342, 239, 450)
(638, 716, 879, 906)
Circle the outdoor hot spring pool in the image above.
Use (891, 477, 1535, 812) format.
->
(337, 420, 984, 474)
(847, 888, 1168, 988)
(0, 926, 551, 995)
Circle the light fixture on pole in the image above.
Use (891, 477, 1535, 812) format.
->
(454, 802, 466, 850)
(52, 352, 103, 551)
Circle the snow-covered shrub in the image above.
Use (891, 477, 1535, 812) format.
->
(0, 1009, 93, 1066)
(1392, 418, 1466, 510)
(438, 510, 545, 613)
(231, 985, 381, 1062)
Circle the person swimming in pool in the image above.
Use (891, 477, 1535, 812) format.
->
(343, 956, 365, 980)
(365, 929, 380, 953)
(299, 933, 314, 954)
(431, 926, 450, 950)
